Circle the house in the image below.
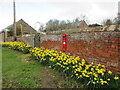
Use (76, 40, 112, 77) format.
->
(4, 19, 37, 37)
(0, 31, 7, 42)
(75, 20, 88, 28)
(1, 19, 37, 42)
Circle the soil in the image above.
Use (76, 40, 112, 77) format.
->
(22, 56, 33, 63)
(39, 66, 58, 88)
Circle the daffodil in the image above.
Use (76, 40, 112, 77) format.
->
(91, 68, 94, 71)
(78, 75, 82, 78)
(94, 78, 97, 80)
(101, 65, 105, 68)
(108, 71, 112, 74)
(114, 77, 119, 80)
(85, 75, 90, 77)
(107, 78, 110, 81)
(97, 64, 101, 67)
(92, 82, 96, 84)
(75, 73, 78, 76)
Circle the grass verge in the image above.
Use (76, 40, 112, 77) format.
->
(2, 47, 82, 88)
(2, 47, 42, 88)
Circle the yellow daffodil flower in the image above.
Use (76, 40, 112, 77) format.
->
(114, 77, 119, 80)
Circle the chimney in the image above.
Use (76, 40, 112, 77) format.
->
(118, 1, 120, 14)
(117, 1, 120, 24)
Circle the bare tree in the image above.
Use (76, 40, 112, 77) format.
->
(35, 22, 44, 33)
(102, 19, 113, 25)
(39, 24, 44, 32)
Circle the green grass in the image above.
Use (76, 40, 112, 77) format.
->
(2, 47, 82, 88)
(0, 47, 2, 89)
(2, 47, 42, 88)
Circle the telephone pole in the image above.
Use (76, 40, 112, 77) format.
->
(13, 0, 17, 41)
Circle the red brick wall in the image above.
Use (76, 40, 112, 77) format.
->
(40, 35, 62, 50)
(40, 32, 120, 75)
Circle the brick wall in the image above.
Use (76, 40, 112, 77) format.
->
(40, 32, 120, 75)
(40, 34, 62, 50)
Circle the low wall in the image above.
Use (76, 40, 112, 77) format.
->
(40, 32, 120, 75)
(17, 36, 35, 47)
(6, 36, 35, 48)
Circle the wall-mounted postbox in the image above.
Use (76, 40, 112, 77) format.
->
(62, 34, 67, 51)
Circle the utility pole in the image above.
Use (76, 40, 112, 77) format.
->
(13, 0, 17, 41)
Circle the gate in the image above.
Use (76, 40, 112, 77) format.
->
(34, 34, 40, 47)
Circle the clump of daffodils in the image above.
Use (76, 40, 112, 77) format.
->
(1, 41, 31, 54)
(30, 47, 119, 88)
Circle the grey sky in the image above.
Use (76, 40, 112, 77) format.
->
(0, 0, 119, 31)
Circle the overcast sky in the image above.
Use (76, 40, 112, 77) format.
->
(0, 0, 120, 31)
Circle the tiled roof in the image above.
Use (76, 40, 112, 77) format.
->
(5, 19, 37, 34)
